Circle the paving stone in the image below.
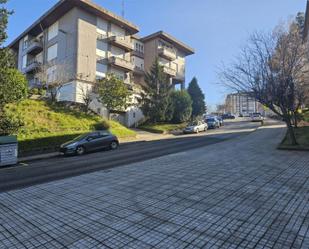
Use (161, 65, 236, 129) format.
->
(0, 126, 308, 248)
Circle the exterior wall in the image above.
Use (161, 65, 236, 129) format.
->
(17, 8, 79, 87)
(76, 8, 97, 82)
(58, 81, 77, 102)
(143, 38, 158, 74)
(132, 56, 144, 70)
(225, 93, 264, 116)
(143, 37, 187, 88)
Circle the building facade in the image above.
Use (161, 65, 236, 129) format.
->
(9, 0, 194, 127)
(225, 93, 264, 116)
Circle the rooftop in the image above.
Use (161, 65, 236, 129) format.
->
(9, 0, 139, 50)
(141, 31, 195, 56)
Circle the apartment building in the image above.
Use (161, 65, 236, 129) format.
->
(9, 0, 194, 127)
(225, 93, 264, 116)
(141, 31, 194, 89)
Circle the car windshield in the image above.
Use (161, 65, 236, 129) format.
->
(190, 121, 199, 126)
(207, 118, 215, 122)
(253, 113, 261, 117)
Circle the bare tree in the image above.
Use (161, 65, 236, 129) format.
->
(220, 21, 309, 145)
(35, 63, 73, 103)
(78, 83, 94, 113)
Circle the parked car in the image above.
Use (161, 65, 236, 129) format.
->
(222, 114, 236, 120)
(60, 130, 119, 156)
(205, 117, 220, 129)
(251, 113, 264, 122)
(216, 116, 224, 126)
(183, 121, 208, 134)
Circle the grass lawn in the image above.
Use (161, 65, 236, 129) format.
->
(279, 126, 309, 151)
(139, 123, 187, 134)
(5, 100, 136, 155)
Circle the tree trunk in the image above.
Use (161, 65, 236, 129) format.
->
(294, 113, 298, 128)
(286, 118, 298, 145)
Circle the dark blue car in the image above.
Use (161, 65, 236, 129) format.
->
(60, 130, 119, 156)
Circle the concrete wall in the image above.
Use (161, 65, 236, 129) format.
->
(143, 38, 158, 74)
(76, 8, 97, 82)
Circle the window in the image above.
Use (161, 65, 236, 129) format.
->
(47, 65, 57, 83)
(96, 62, 107, 74)
(47, 44, 58, 61)
(48, 21, 58, 41)
(23, 35, 29, 50)
(22, 55, 27, 69)
(97, 40, 107, 51)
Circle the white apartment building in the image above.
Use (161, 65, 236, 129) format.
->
(225, 93, 264, 116)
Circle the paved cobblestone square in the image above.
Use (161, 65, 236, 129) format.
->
(0, 126, 309, 248)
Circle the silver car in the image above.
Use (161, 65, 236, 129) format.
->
(183, 121, 208, 134)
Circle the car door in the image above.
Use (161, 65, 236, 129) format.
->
(198, 121, 203, 130)
(97, 131, 113, 148)
(85, 132, 102, 151)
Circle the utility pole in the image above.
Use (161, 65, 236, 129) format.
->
(121, 0, 125, 18)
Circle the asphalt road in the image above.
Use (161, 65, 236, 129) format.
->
(0, 120, 260, 192)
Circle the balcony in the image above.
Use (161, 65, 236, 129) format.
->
(163, 66, 176, 77)
(97, 33, 108, 41)
(132, 50, 144, 58)
(25, 39, 43, 55)
(133, 66, 145, 75)
(108, 36, 134, 52)
(108, 56, 134, 72)
(158, 47, 177, 61)
(23, 60, 41, 73)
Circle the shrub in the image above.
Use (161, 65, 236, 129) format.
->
(92, 120, 110, 130)
(169, 90, 192, 123)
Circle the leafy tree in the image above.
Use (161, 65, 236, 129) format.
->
(169, 90, 192, 123)
(140, 59, 173, 123)
(187, 77, 206, 118)
(0, 1, 28, 135)
(0, 111, 24, 136)
(0, 0, 14, 68)
(0, 69, 27, 135)
(98, 74, 131, 119)
(0, 68, 28, 109)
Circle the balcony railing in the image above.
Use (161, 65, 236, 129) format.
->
(132, 50, 144, 58)
(97, 33, 108, 40)
(24, 38, 43, 55)
(158, 47, 177, 61)
(108, 56, 134, 72)
(163, 66, 176, 77)
(108, 36, 134, 51)
(23, 60, 41, 73)
(133, 66, 145, 75)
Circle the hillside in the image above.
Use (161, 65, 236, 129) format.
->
(5, 100, 136, 155)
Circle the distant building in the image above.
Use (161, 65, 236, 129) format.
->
(225, 93, 264, 116)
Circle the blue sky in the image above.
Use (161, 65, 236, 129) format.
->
(5, 0, 307, 109)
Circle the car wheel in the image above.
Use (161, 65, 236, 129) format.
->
(204, 127, 207, 132)
(76, 146, 85, 155)
(196, 129, 199, 134)
(110, 141, 119, 150)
